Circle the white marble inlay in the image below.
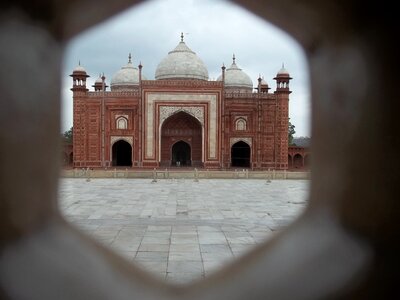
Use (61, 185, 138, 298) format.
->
(145, 93, 217, 159)
(111, 136, 133, 146)
(160, 106, 204, 126)
(230, 137, 252, 147)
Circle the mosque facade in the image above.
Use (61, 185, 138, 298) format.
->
(70, 34, 292, 170)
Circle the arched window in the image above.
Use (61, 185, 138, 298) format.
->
(116, 117, 128, 129)
(235, 118, 247, 131)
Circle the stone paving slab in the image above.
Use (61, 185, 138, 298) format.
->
(58, 178, 309, 284)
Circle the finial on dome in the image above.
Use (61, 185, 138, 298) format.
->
(181, 32, 184, 42)
(128, 53, 132, 63)
(232, 54, 236, 64)
(78, 60, 81, 66)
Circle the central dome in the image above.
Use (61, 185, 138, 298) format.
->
(155, 34, 209, 81)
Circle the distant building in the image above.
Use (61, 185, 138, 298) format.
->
(288, 146, 310, 169)
(70, 34, 291, 169)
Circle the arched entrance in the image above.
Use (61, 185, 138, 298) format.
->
(231, 141, 251, 168)
(293, 153, 303, 169)
(161, 111, 202, 167)
(112, 140, 132, 166)
(172, 141, 191, 166)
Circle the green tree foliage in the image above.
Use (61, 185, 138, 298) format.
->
(288, 120, 296, 145)
(62, 127, 73, 144)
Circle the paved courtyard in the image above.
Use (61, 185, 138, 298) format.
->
(58, 178, 309, 284)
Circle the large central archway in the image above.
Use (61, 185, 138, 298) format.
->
(161, 111, 202, 167)
(231, 141, 251, 168)
(112, 140, 132, 166)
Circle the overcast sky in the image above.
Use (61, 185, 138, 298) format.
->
(62, 0, 311, 137)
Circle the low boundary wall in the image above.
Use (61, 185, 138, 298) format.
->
(61, 168, 310, 180)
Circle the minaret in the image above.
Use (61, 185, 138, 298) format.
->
(257, 75, 270, 93)
(273, 64, 292, 170)
(221, 63, 226, 84)
(93, 73, 108, 91)
(70, 62, 89, 168)
(70, 61, 89, 92)
(274, 64, 292, 93)
(138, 61, 143, 82)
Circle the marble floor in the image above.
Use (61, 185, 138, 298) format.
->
(58, 178, 309, 284)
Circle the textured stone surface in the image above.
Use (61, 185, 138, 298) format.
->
(59, 179, 308, 284)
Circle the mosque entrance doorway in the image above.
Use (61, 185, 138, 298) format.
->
(171, 141, 191, 166)
(112, 140, 132, 166)
(231, 141, 251, 168)
(161, 111, 202, 167)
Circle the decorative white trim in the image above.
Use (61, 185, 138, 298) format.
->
(111, 136, 133, 146)
(235, 118, 247, 131)
(145, 93, 218, 159)
(230, 137, 252, 147)
(116, 117, 128, 129)
(115, 114, 129, 119)
(160, 106, 204, 126)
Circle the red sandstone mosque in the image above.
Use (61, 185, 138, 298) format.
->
(70, 34, 292, 170)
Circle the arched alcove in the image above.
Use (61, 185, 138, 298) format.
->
(171, 140, 191, 166)
(112, 140, 132, 166)
(161, 111, 202, 167)
(231, 141, 251, 168)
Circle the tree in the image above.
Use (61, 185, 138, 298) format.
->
(288, 119, 296, 145)
(62, 127, 73, 144)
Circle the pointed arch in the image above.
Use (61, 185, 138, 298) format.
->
(231, 141, 251, 168)
(116, 117, 128, 129)
(160, 111, 202, 167)
(111, 140, 132, 166)
(235, 118, 247, 131)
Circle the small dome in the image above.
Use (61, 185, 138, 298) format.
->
(95, 75, 103, 84)
(110, 54, 145, 90)
(277, 64, 290, 76)
(217, 55, 253, 91)
(155, 34, 209, 81)
(260, 77, 268, 85)
(72, 62, 87, 74)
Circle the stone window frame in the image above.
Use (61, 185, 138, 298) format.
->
(0, 1, 394, 299)
(235, 117, 247, 131)
(116, 116, 128, 130)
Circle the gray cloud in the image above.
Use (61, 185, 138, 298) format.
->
(62, 0, 310, 136)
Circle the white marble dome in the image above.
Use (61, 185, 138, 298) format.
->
(111, 55, 145, 90)
(94, 75, 103, 84)
(155, 35, 209, 81)
(217, 56, 253, 91)
(73, 63, 86, 73)
(260, 77, 268, 85)
(277, 64, 290, 75)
